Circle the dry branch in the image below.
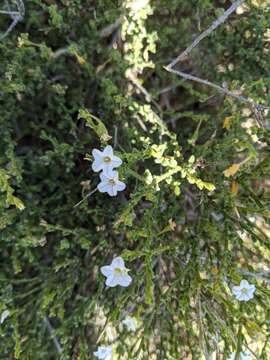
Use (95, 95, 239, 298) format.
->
(165, 67, 269, 111)
(0, 0, 25, 41)
(167, 0, 245, 69)
(165, 0, 268, 111)
(100, 16, 122, 38)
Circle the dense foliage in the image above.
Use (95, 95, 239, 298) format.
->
(0, 0, 269, 359)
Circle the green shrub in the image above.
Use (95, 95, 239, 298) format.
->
(0, 0, 269, 359)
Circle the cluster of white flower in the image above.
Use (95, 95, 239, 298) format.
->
(93, 257, 138, 359)
(92, 146, 126, 197)
(91, 146, 134, 358)
(94, 259, 257, 359)
(90, 145, 257, 359)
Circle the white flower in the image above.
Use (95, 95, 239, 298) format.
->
(101, 257, 132, 288)
(92, 145, 122, 174)
(228, 350, 252, 360)
(0, 310, 10, 324)
(97, 170, 126, 197)
(232, 280, 256, 301)
(122, 316, 137, 332)
(93, 345, 112, 360)
(127, 0, 149, 11)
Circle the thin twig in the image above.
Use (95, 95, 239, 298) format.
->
(100, 16, 122, 38)
(114, 125, 118, 148)
(0, 0, 25, 41)
(244, 343, 260, 360)
(113, 125, 126, 152)
(127, 71, 162, 112)
(164, 67, 268, 111)
(73, 187, 98, 208)
(0, 10, 20, 16)
(17, 0, 25, 17)
(0, 17, 20, 40)
(43, 316, 66, 359)
(52, 47, 70, 59)
(165, 0, 268, 111)
(157, 84, 180, 95)
(167, 0, 245, 69)
(237, 269, 270, 284)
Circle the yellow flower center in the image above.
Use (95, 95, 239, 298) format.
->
(114, 267, 123, 275)
(108, 179, 116, 186)
(103, 156, 112, 163)
(241, 288, 248, 295)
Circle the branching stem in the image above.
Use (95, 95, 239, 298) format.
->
(165, 0, 268, 111)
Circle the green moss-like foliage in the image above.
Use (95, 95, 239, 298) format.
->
(0, 0, 269, 358)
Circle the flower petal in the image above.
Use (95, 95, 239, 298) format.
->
(243, 293, 251, 301)
(240, 279, 249, 287)
(105, 275, 118, 287)
(97, 182, 109, 193)
(103, 145, 113, 157)
(107, 185, 117, 197)
(111, 257, 125, 268)
(92, 160, 103, 172)
(100, 266, 112, 277)
(93, 346, 112, 359)
(118, 274, 132, 287)
(111, 156, 122, 168)
(99, 172, 108, 182)
(101, 164, 114, 175)
(92, 149, 103, 159)
(122, 316, 137, 331)
(237, 294, 245, 301)
(232, 286, 240, 295)
(110, 170, 118, 179)
(116, 181, 126, 192)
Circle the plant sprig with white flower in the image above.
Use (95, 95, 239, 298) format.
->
(92, 145, 122, 174)
(232, 280, 256, 302)
(74, 145, 126, 206)
(101, 257, 132, 288)
(97, 170, 126, 197)
(93, 345, 112, 360)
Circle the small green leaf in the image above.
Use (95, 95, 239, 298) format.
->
(78, 109, 111, 143)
